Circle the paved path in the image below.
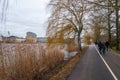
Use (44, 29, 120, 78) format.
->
(67, 45, 120, 80)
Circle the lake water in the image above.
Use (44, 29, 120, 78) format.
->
(0, 43, 77, 62)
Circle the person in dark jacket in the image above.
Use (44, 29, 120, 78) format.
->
(98, 41, 106, 54)
(101, 41, 106, 54)
(98, 41, 102, 53)
(105, 40, 110, 51)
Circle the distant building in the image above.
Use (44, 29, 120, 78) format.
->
(16, 37, 25, 43)
(8, 36, 16, 43)
(1, 36, 17, 43)
(25, 32, 37, 43)
(1, 36, 25, 43)
(37, 37, 47, 43)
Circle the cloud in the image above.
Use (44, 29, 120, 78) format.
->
(0, 0, 50, 37)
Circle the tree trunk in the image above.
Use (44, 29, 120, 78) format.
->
(115, 0, 120, 50)
(77, 31, 82, 52)
(108, 3, 111, 48)
(77, 21, 83, 52)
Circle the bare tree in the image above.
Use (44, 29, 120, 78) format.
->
(0, 0, 9, 23)
(47, 0, 90, 51)
(88, 0, 120, 50)
(0, 0, 9, 40)
(115, 0, 120, 50)
(90, 12, 108, 42)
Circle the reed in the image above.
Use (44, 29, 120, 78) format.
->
(0, 44, 64, 80)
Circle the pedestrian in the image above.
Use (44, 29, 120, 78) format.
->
(98, 40, 106, 54)
(97, 41, 102, 53)
(101, 41, 106, 54)
(105, 40, 110, 51)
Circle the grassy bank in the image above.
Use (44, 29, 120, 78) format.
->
(49, 47, 88, 80)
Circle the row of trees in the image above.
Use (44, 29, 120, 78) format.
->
(0, 0, 119, 50)
(47, 0, 120, 50)
(90, 0, 120, 49)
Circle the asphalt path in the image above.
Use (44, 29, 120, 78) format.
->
(67, 45, 120, 80)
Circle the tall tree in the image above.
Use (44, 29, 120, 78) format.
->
(90, 13, 108, 42)
(89, 0, 119, 49)
(0, 0, 9, 39)
(47, 0, 89, 51)
(107, 0, 113, 46)
(0, 0, 9, 23)
(115, 0, 120, 50)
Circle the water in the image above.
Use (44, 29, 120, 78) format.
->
(0, 43, 77, 62)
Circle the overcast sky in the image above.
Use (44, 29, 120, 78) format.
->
(0, 0, 51, 38)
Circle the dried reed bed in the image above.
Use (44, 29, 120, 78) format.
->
(0, 44, 64, 80)
(67, 44, 78, 52)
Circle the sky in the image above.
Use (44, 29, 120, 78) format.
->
(0, 0, 51, 38)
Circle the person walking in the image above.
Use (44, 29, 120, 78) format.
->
(105, 40, 110, 51)
(101, 41, 106, 54)
(98, 40, 106, 54)
(98, 41, 102, 54)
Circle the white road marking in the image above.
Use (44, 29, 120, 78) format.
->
(94, 45, 118, 80)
